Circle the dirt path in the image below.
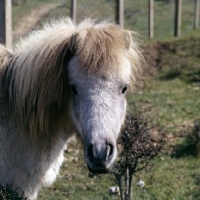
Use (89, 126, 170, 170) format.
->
(13, 3, 59, 41)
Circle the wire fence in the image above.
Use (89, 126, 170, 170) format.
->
(6, 0, 200, 44)
(123, 0, 196, 39)
(76, 0, 116, 23)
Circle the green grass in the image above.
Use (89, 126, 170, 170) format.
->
(128, 35, 200, 133)
(132, 156, 200, 200)
(128, 78, 200, 133)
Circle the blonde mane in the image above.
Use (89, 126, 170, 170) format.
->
(1, 18, 144, 140)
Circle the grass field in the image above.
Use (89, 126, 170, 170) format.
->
(11, 1, 200, 199)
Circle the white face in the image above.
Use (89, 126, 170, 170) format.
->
(68, 57, 131, 173)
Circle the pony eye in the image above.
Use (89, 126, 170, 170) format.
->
(70, 85, 78, 95)
(122, 86, 127, 94)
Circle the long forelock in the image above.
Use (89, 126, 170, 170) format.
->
(76, 25, 125, 71)
(75, 20, 145, 85)
(3, 20, 76, 139)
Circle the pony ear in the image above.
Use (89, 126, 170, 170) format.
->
(123, 30, 132, 51)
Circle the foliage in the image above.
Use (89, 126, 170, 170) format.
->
(111, 109, 166, 200)
(0, 184, 27, 200)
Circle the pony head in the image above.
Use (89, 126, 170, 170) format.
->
(2, 19, 144, 174)
(67, 20, 144, 173)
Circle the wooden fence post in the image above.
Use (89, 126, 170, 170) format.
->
(149, 0, 154, 38)
(0, 0, 6, 44)
(71, 0, 77, 23)
(0, 0, 12, 48)
(116, 0, 124, 28)
(6, 0, 12, 48)
(194, 0, 200, 29)
(174, 0, 182, 37)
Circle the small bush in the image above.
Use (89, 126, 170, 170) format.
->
(111, 108, 166, 200)
(0, 184, 27, 200)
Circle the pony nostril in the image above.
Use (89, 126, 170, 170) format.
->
(106, 143, 114, 160)
(87, 142, 115, 170)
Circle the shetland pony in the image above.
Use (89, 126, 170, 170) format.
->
(0, 18, 144, 199)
